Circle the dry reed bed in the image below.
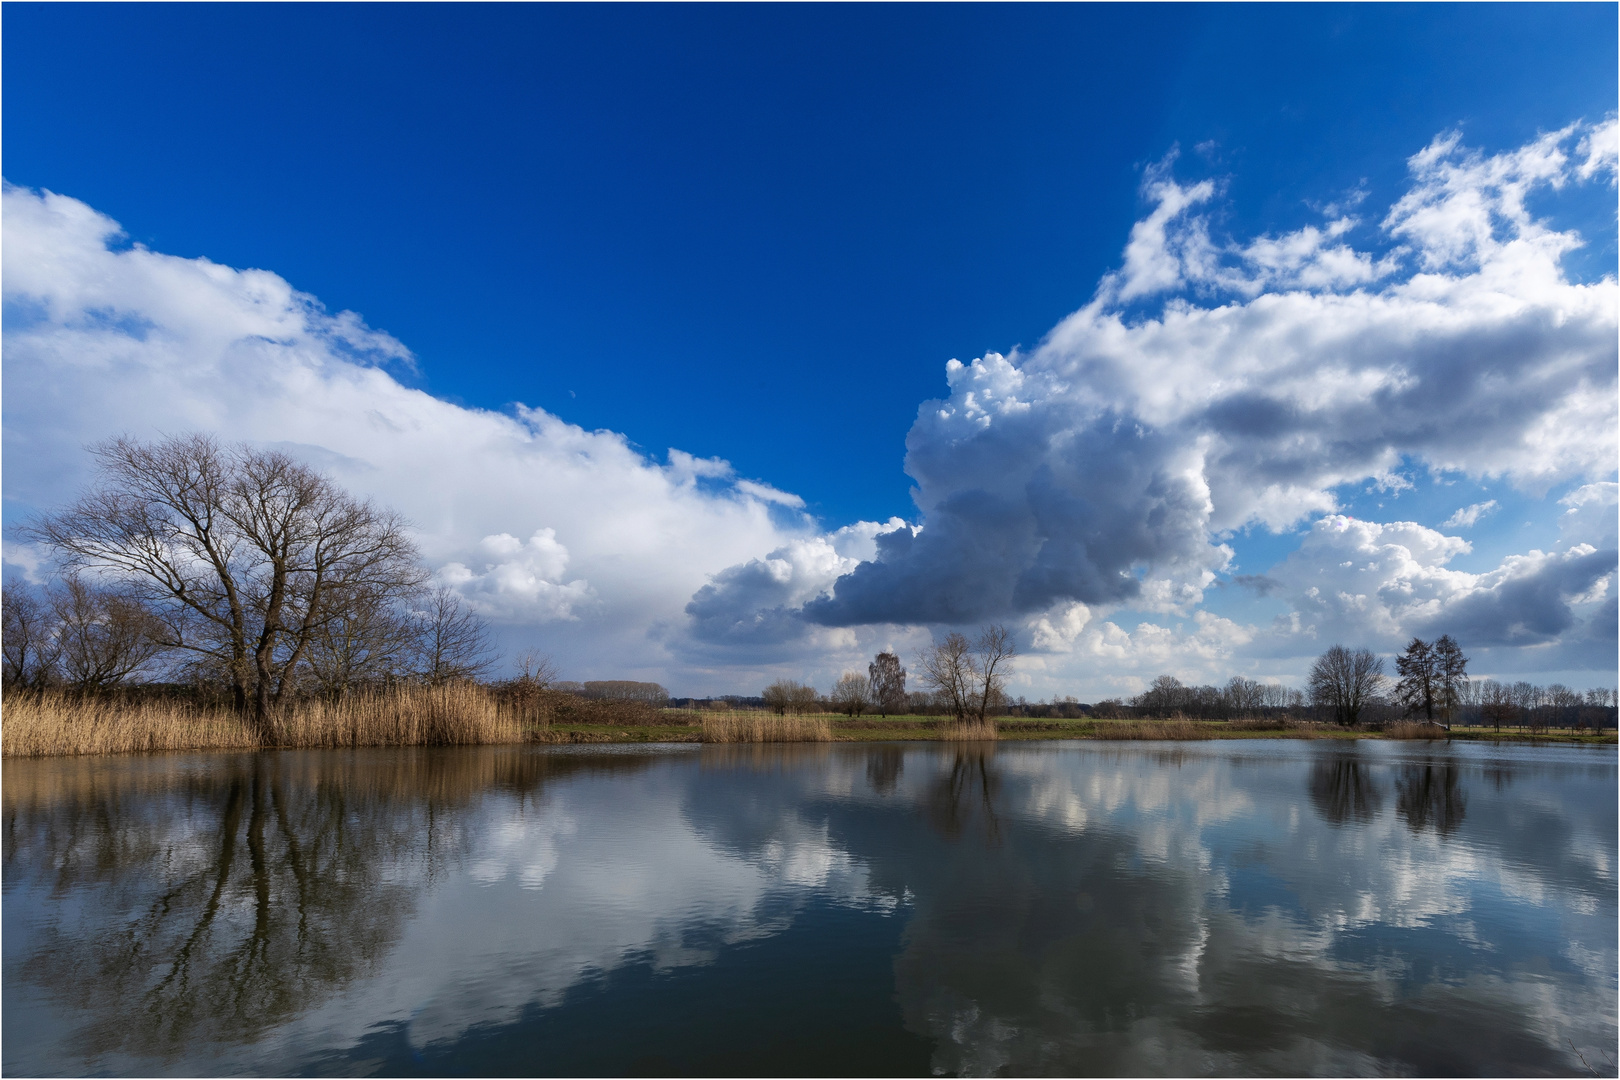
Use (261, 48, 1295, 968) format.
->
(1093, 719, 1214, 740)
(940, 720, 1000, 741)
(2, 695, 258, 757)
(1382, 720, 1449, 740)
(3, 685, 526, 757)
(700, 714, 832, 743)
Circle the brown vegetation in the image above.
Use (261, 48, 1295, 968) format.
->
(1095, 719, 1212, 740)
(2, 684, 524, 757)
(940, 719, 1000, 741)
(700, 713, 831, 743)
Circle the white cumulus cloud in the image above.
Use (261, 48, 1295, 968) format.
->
(695, 121, 1617, 690)
(0, 182, 824, 686)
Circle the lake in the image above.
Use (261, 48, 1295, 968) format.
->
(3, 739, 1615, 1077)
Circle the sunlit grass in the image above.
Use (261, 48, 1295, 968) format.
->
(3, 685, 525, 757)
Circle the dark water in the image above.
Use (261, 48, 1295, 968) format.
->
(3, 740, 1615, 1077)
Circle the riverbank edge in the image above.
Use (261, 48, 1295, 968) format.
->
(5, 715, 1612, 758)
(528, 723, 1617, 747)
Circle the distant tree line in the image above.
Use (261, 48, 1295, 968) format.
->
(749, 633, 1615, 732)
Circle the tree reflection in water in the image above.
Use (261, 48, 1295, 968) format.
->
(2, 747, 651, 1060)
(1308, 752, 1383, 825)
(1395, 760, 1468, 836)
(927, 747, 1000, 842)
(865, 744, 904, 795)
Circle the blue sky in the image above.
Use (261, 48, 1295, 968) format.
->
(3, 4, 1616, 696)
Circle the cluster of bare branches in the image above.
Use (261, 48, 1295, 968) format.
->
(916, 625, 1016, 723)
(9, 435, 496, 735)
(761, 679, 821, 715)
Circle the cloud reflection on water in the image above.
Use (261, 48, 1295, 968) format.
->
(2, 741, 1614, 1076)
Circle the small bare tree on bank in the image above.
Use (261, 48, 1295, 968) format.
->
(831, 671, 872, 716)
(412, 585, 497, 686)
(1309, 645, 1385, 727)
(301, 581, 420, 696)
(919, 624, 1016, 723)
(2, 586, 63, 691)
(52, 575, 167, 692)
(762, 679, 818, 715)
(26, 435, 427, 735)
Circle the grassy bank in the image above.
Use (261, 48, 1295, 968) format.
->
(5, 696, 1613, 757)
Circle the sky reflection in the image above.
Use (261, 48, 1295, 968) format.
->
(4, 740, 1614, 1076)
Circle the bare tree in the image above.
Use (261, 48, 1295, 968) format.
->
(1, 585, 62, 690)
(411, 585, 496, 686)
(1480, 679, 1516, 732)
(762, 679, 795, 715)
(26, 435, 427, 734)
(830, 672, 872, 717)
(789, 682, 820, 714)
(1308, 645, 1385, 727)
(1512, 680, 1539, 729)
(762, 678, 817, 715)
(919, 625, 1016, 723)
(971, 624, 1016, 722)
(868, 651, 907, 717)
(514, 649, 560, 688)
(52, 575, 167, 692)
(300, 582, 418, 696)
(1135, 674, 1193, 716)
(918, 632, 974, 721)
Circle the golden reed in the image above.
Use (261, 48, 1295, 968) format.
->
(2, 684, 527, 758)
(700, 713, 832, 743)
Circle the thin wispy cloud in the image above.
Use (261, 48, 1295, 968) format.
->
(1444, 500, 1499, 529)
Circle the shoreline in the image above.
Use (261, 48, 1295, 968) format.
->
(8, 721, 1611, 759)
(5, 690, 1613, 758)
(533, 720, 1618, 747)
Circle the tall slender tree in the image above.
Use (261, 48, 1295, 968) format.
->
(1394, 637, 1438, 721)
(1432, 634, 1468, 723)
(868, 651, 908, 718)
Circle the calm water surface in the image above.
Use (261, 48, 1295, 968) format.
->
(3, 740, 1615, 1077)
